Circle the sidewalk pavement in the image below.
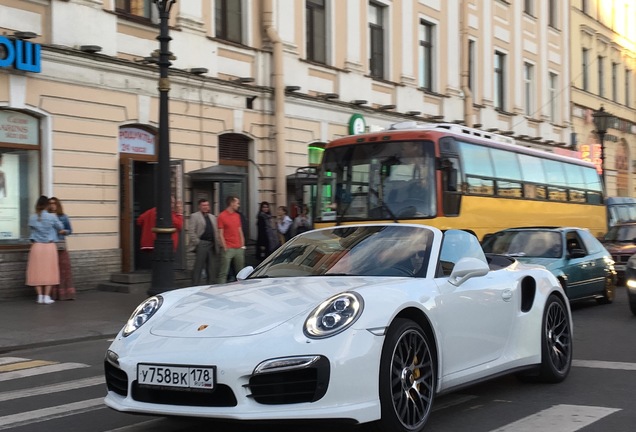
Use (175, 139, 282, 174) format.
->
(0, 290, 150, 354)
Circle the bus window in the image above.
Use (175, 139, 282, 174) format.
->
(315, 140, 436, 222)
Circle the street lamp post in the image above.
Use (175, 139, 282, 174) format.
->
(592, 105, 613, 192)
(148, 0, 177, 296)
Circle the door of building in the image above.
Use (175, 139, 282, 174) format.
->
(120, 159, 156, 272)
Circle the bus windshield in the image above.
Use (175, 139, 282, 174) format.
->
(315, 140, 436, 222)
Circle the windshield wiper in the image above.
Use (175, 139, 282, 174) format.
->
(369, 187, 399, 223)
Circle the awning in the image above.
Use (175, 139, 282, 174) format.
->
(188, 164, 247, 181)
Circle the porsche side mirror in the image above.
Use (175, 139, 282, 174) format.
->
(448, 257, 490, 286)
(236, 266, 254, 280)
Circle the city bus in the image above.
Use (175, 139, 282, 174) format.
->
(313, 122, 607, 240)
(606, 196, 636, 228)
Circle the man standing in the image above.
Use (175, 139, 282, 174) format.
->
(189, 198, 221, 285)
(217, 195, 245, 283)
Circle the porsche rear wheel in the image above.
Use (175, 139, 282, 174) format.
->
(537, 295, 572, 383)
(374, 318, 435, 432)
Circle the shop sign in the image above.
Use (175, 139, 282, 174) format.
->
(0, 36, 41, 73)
(119, 127, 156, 155)
(580, 143, 602, 174)
(348, 114, 367, 135)
(0, 111, 39, 145)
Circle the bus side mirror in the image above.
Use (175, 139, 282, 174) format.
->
(447, 168, 458, 192)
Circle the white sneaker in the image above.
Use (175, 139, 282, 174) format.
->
(37, 295, 44, 304)
(43, 296, 55, 305)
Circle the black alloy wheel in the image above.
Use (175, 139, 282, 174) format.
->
(374, 318, 435, 432)
(537, 295, 572, 383)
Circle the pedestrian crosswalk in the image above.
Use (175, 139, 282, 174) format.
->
(0, 355, 630, 431)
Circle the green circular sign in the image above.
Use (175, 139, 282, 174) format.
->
(349, 114, 366, 135)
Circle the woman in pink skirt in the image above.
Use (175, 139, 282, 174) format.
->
(48, 197, 76, 300)
(26, 195, 65, 304)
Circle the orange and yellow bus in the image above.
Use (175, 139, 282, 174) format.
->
(313, 122, 607, 239)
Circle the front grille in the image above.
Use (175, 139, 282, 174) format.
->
(131, 382, 237, 407)
(104, 360, 128, 397)
(247, 356, 330, 405)
(612, 255, 630, 264)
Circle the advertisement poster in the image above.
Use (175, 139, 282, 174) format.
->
(0, 153, 20, 239)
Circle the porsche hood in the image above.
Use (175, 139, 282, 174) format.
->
(149, 277, 387, 338)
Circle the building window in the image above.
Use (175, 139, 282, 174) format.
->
(582, 48, 589, 91)
(598, 56, 604, 97)
(115, 0, 154, 20)
(468, 39, 475, 93)
(306, 0, 327, 64)
(494, 51, 506, 111)
(0, 110, 41, 246)
(418, 20, 434, 91)
(626, 69, 631, 108)
(524, 0, 534, 16)
(524, 62, 534, 116)
(215, 0, 242, 44)
(612, 62, 619, 102)
(369, 2, 385, 79)
(549, 72, 559, 123)
(548, 0, 558, 28)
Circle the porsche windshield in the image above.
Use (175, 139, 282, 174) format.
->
(315, 141, 436, 222)
(248, 225, 434, 278)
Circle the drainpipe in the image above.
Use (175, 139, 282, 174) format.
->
(460, 0, 474, 127)
(263, 0, 286, 208)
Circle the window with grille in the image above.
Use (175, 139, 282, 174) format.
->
(219, 134, 249, 166)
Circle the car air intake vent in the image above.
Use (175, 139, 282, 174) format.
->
(247, 356, 330, 404)
(104, 360, 128, 397)
(131, 382, 237, 407)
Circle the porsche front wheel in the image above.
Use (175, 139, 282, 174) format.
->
(374, 318, 435, 432)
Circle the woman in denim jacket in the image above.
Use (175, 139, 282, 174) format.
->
(27, 195, 64, 304)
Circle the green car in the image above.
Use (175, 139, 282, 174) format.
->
(482, 227, 616, 304)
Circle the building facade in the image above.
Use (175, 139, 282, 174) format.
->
(570, 0, 636, 197)
(0, 0, 633, 298)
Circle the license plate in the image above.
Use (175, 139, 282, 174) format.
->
(137, 363, 215, 389)
(615, 265, 626, 271)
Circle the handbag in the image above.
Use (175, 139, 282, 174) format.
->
(56, 240, 67, 251)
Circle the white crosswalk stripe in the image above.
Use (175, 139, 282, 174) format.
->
(0, 376, 104, 402)
(489, 404, 621, 432)
(0, 361, 89, 381)
(0, 398, 105, 430)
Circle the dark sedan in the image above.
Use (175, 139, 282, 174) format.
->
(482, 227, 616, 304)
(622, 255, 636, 315)
(602, 221, 636, 283)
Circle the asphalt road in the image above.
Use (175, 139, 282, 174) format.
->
(1, 287, 634, 432)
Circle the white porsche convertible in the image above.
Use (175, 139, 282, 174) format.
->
(104, 224, 572, 432)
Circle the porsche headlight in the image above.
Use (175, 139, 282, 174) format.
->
(122, 296, 163, 337)
(304, 292, 363, 338)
